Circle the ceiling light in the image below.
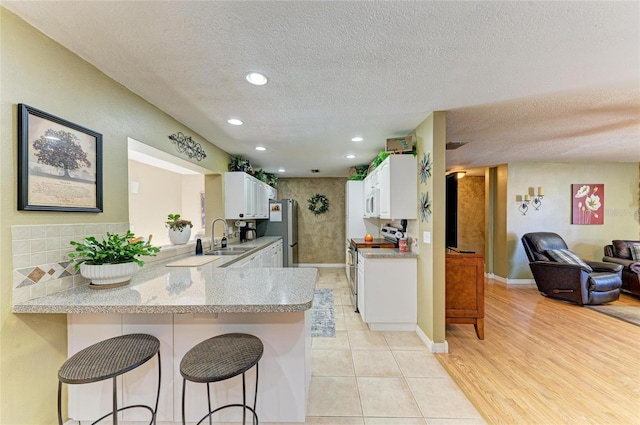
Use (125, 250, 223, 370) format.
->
(255, 146, 266, 151)
(245, 72, 268, 86)
(227, 118, 243, 126)
(346, 154, 356, 159)
(278, 168, 285, 173)
(351, 137, 363, 142)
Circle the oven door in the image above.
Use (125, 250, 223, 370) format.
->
(347, 244, 357, 311)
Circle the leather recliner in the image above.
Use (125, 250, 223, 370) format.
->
(521, 232, 623, 305)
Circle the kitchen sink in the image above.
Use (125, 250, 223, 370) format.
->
(205, 247, 253, 256)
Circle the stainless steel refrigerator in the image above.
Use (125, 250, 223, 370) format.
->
(257, 199, 298, 267)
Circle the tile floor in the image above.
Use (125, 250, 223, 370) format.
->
(305, 267, 486, 425)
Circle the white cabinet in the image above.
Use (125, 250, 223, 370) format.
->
(228, 251, 262, 268)
(228, 240, 282, 269)
(271, 240, 283, 267)
(225, 172, 275, 219)
(358, 254, 417, 331)
(377, 155, 417, 220)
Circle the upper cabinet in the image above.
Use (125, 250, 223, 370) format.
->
(224, 172, 276, 219)
(378, 155, 417, 220)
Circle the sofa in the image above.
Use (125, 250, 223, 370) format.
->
(603, 240, 640, 297)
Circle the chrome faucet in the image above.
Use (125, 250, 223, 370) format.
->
(210, 218, 229, 250)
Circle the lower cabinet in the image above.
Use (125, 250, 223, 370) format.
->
(358, 253, 417, 331)
(67, 310, 311, 423)
(227, 240, 283, 269)
(445, 253, 485, 340)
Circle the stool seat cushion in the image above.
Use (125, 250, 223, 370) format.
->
(180, 333, 264, 383)
(58, 334, 160, 384)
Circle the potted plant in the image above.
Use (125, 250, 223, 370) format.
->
(69, 231, 160, 286)
(166, 213, 193, 245)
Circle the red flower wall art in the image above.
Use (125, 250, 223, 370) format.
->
(572, 184, 604, 225)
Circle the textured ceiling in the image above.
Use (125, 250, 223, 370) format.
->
(4, 1, 639, 177)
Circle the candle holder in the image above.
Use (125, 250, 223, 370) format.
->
(532, 194, 544, 210)
(517, 187, 544, 215)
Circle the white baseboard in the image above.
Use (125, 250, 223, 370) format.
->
(297, 263, 345, 268)
(416, 325, 449, 353)
(507, 278, 536, 285)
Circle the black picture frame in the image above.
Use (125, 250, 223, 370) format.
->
(18, 104, 103, 212)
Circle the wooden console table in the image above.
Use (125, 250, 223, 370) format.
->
(445, 253, 485, 340)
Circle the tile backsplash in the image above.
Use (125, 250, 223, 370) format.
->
(11, 222, 130, 304)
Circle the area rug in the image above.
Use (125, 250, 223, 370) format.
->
(311, 288, 336, 338)
(586, 305, 640, 327)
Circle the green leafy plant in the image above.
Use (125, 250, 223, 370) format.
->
(266, 172, 278, 187)
(228, 155, 253, 173)
(166, 213, 193, 231)
(69, 231, 160, 269)
(348, 164, 369, 180)
(372, 151, 391, 168)
(254, 168, 266, 183)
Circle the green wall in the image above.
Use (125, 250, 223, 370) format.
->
(414, 112, 447, 346)
(0, 8, 229, 424)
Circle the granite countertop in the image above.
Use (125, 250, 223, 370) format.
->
(358, 248, 419, 259)
(13, 237, 318, 314)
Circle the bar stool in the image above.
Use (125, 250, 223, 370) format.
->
(180, 333, 263, 425)
(57, 333, 161, 425)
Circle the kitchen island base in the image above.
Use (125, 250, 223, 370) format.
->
(67, 311, 311, 423)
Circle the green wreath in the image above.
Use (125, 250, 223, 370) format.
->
(308, 193, 329, 215)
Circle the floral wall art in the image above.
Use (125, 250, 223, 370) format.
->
(572, 184, 604, 225)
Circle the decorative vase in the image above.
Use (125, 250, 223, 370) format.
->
(168, 227, 191, 245)
(80, 262, 140, 286)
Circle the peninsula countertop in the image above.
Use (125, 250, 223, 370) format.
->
(13, 239, 318, 314)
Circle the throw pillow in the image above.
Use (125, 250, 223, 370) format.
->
(546, 249, 593, 272)
(630, 244, 640, 261)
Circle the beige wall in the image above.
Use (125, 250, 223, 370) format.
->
(0, 9, 228, 424)
(506, 162, 640, 279)
(457, 176, 485, 254)
(414, 112, 447, 345)
(276, 177, 347, 264)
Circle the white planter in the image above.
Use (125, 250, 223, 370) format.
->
(168, 227, 192, 245)
(80, 262, 141, 286)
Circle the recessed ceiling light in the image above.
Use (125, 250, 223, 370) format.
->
(245, 72, 268, 86)
(255, 146, 266, 151)
(351, 137, 363, 142)
(346, 154, 356, 159)
(278, 168, 285, 173)
(227, 118, 243, 126)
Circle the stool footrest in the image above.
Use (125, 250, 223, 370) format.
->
(91, 404, 156, 425)
(195, 404, 259, 425)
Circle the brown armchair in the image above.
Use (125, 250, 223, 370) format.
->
(521, 232, 622, 305)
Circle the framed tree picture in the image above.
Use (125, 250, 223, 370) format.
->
(18, 104, 103, 212)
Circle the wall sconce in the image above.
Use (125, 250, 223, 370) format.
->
(455, 171, 466, 179)
(517, 187, 544, 215)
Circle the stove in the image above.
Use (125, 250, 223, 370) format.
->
(348, 228, 401, 313)
(380, 225, 404, 247)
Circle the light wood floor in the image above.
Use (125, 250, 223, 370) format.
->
(436, 279, 640, 425)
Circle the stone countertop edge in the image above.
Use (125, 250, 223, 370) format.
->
(358, 248, 419, 259)
(13, 237, 318, 315)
